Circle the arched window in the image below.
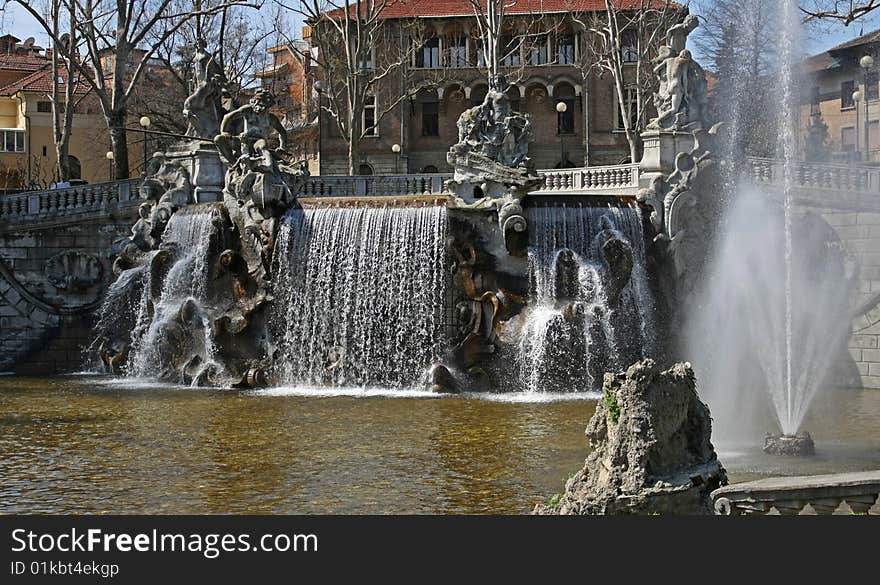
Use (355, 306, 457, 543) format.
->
(422, 165, 439, 173)
(554, 83, 577, 135)
(358, 163, 373, 175)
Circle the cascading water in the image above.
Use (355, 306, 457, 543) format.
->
(271, 203, 448, 388)
(125, 207, 220, 381)
(517, 203, 655, 393)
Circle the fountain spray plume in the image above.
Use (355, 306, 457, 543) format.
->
(688, 0, 856, 446)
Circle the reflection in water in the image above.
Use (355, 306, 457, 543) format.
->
(1, 376, 879, 514)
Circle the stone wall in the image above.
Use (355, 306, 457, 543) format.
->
(818, 207, 880, 388)
(0, 212, 134, 374)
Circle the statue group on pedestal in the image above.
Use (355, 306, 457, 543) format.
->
(649, 14, 709, 131)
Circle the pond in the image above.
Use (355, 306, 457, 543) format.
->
(1, 375, 878, 514)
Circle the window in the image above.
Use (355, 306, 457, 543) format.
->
(558, 99, 575, 134)
(530, 35, 548, 65)
(557, 34, 576, 65)
(474, 43, 487, 68)
(617, 87, 639, 131)
(621, 33, 638, 63)
(448, 36, 467, 68)
(37, 101, 52, 113)
(500, 36, 521, 67)
(422, 165, 439, 173)
(416, 37, 440, 68)
(0, 130, 25, 152)
(841, 80, 856, 108)
(841, 126, 856, 151)
(422, 101, 439, 136)
(868, 72, 879, 101)
(349, 40, 374, 70)
(363, 95, 377, 136)
(357, 163, 373, 175)
(810, 86, 821, 114)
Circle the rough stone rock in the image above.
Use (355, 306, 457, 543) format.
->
(535, 359, 727, 515)
(763, 432, 815, 457)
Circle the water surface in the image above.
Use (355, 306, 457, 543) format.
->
(1, 376, 878, 514)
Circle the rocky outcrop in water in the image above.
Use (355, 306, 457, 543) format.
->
(535, 359, 727, 514)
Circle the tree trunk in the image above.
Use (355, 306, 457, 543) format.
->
(348, 139, 359, 176)
(55, 142, 70, 183)
(107, 111, 130, 180)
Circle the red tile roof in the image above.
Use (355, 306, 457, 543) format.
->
(0, 65, 92, 97)
(327, 0, 680, 19)
(0, 52, 48, 72)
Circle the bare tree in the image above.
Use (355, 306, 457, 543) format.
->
(5, 0, 255, 179)
(577, 0, 684, 163)
(465, 0, 558, 85)
(801, 1, 880, 23)
(273, 0, 456, 175)
(47, 0, 91, 183)
(692, 0, 782, 157)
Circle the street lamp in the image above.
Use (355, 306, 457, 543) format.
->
(556, 101, 568, 168)
(861, 54, 874, 160)
(139, 116, 151, 175)
(392, 143, 401, 174)
(854, 90, 862, 160)
(314, 80, 324, 175)
(105, 150, 114, 182)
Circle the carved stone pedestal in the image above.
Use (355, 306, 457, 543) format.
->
(169, 141, 225, 203)
(639, 128, 696, 186)
(190, 143, 225, 202)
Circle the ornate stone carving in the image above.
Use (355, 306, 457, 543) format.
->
(43, 251, 103, 291)
(446, 74, 541, 257)
(648, 15, 708, 132)
(182, 37, 228, 139)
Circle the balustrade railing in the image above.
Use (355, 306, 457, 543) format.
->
(534, 163, 641, 194)
(749, 157, 880, 194)
(0, 179, 140, 224)
(301, 174, 452, 198)
(712, 470, 880, 515)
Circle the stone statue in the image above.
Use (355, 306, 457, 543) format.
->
(182, 38, 227, 139)
(214, 89, 290, 171)
(649, 15, 708, 131)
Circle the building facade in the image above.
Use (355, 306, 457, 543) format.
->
(0, 35, 110, 190)
(802, 29, 880, 164)
(259, 1, 667, 175)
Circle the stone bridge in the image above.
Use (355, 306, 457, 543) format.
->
(0, 180, 140, 374)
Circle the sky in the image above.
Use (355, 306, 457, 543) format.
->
(1, 1, 880, 64)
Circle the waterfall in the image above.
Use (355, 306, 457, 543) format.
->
(125, 208, 220, 381)
(518, 203, 655, 393)
(271, 203, 448, 388)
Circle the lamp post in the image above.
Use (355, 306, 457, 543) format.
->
(105, 150, 114, 182)
(314, 80, 324, 175)
(854, 90, 862, 161)
(392, 143, 401, 174)
(556, 101, 568, 168)
(861, 54, 874, 161)
(139, 116, 151, 175)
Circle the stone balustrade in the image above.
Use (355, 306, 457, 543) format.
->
(749, 157, 880, 194)
(0, 180, 141, 226)
(301, 174, 452, 198)
(711, 470, 880, 515)
(533, 163, 641, 194)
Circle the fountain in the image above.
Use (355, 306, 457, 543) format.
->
(685, 0, 856, 455)
(89, 16, 725, 402)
